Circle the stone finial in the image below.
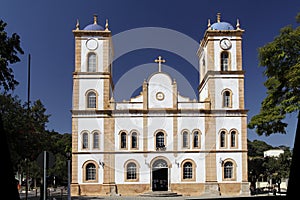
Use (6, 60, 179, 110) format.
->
(76, 19, 80, 30)
(93, 14, 98, 24)
(236, 19, 241, 30)
(217, 12, 221, 22)
(207, 19, 211, 29)
(105, 19, 109, 31)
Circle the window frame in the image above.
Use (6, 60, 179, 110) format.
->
(181, 130, 190, 149)
(119, 131, 128, 149)
(192, 129, 201, 149)
(222, 159, 236, 181)
(154, 130, 167, 151)
(92, 131, 100, 149)
(82, 131, 89, 150)
(230, 129, 238, 149)
(83, 161, 99, 183)
(130, 131, 139, 150)
(86, 90, 97, 109)
(219, 130, 228, 148)
(87, 52, 97, 72)
(222, 89, 232, 108)
(124, 160, 140, 182)
(220, 51, 230, 71)
(181, 159, 196, 181)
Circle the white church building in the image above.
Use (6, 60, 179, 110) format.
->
(71, 13, 249, 197)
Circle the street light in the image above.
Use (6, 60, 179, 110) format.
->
(66, 152, 71, 200)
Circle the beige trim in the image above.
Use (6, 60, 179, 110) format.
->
(82, 160, 99, 183)
(241, 116, 248, 182)
(150, 156, 172, 168)
(72, 79, 79, 110)
(71, 117, 78, 186)
(173, 115, 178, 156)
(103, 117, 115, 184)
(143, 116, 148, 155)
(238, 78, 245, 109)
(236, 38, 243, 71)
(74, 36, 81, 72)
(205, 115, 217, 182)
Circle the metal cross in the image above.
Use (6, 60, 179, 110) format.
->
(154, 56, 166, 72)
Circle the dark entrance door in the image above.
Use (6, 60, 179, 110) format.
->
(152, 159, 168, 191)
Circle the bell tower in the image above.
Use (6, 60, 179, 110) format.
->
(71, 15, 115, 196)
(197, 13, 249, 196)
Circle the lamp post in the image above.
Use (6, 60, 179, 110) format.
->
(66, 152, 71, 200)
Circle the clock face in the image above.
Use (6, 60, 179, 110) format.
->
(220, 38, 232, 50)
(156, 92, 165, 101)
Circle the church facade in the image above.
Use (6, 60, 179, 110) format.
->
(71, 14, 249, 197)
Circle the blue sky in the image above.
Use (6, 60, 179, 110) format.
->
(1, 0, 299, 148)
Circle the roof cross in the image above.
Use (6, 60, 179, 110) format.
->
(154, 56, 166, 72)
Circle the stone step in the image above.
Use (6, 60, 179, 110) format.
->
(139, 191, 182, 197)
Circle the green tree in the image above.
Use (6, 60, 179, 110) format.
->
(248, 13, 300, 197)
(248, 15, 300, 136)
(0, 19, 24, 199)
(0, 20, 24, 91)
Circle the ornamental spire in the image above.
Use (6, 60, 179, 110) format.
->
(76, 19, 80, 30)
(105, 19, 109, 31)
(93, 14, 98, 24)
(217, 12, 221, 23)
(236, 19, 241, 30)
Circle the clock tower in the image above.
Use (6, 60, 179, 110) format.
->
(197, 13, 249, 196)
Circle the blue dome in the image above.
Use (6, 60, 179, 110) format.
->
(211, 22, 234, 30)
(83, 23, 104, 31)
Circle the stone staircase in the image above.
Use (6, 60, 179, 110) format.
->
(139, 191, 182, 197)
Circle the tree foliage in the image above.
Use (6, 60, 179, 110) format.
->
(0, 20, 24, 91)
(248, 15, 300, 136)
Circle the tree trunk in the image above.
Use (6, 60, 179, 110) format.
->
(287, 110, 300, 198)
(0, 114, 21, 199)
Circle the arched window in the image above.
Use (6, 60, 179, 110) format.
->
(126, 162, 137, 180)
(182, 131, 189, 148)
(131, 132, 138, 149)
(87, 91, 96, 108)
(87, 53, 96, 72)
(223, 90, 231, 108)
(221, 52, 229, 71)
(224, 161, 233, 179)
(156, 132, 165, 149)
(183, 162, 193, 179)
(93, 132, 99, 149)
(120, 132, 127, 149)
(193, 130, 200, 148)
(86, 163, 96, 180)
(230, 131, 236, 148)
(82, 132, 88, 149)
(220, 131, 226, 148)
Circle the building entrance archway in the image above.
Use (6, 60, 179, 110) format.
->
(152, 159, 168, 191)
